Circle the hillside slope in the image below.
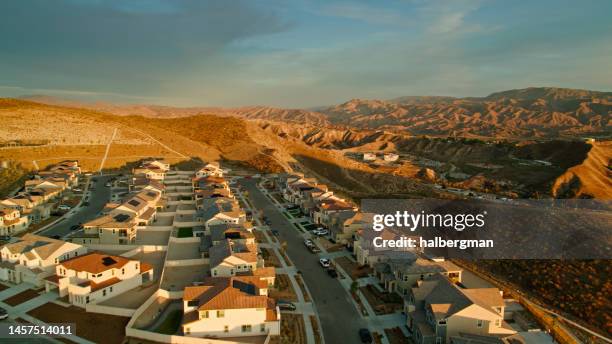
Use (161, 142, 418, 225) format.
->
(552, 141, 612, 199)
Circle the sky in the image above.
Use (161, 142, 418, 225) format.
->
(0, 0, 611, 108)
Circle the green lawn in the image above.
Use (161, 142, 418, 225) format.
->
(154, 309, 183, 335)
(177, 227, 193, 238)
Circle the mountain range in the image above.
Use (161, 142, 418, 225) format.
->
(20, 87, 612, 139)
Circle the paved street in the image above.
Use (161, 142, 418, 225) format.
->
(38, 175, 112, 238)
(240, 179, 367, 344)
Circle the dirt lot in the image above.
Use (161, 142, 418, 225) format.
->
(261, 248, 282, 267)
(294, 274, 311, 302)
(253, 229, 269, 243)
(2, 288, 40, 306)
(27, 303, 130, 344)
(385, 327, 410, 344)
(336, 256, 372, 279)
(269, 274, 298, 302)
(279, 313, 306, 344)
(315, 237, 345, 252)
(360, 285, 403, 315)
(309, 315, 322, 344)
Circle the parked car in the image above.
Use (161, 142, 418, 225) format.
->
(271, 230, 280, 236)
(58, 204, 71, 211)
(308, 245, 321, 253)
(51, 235, 61, 240)
(319, 258, 331, 268)
(81, 201, 90, 207)
(359, 328, 373, 343)
(277, 301, 297, 311)
(313, 229, 329, 236)
(0, 236, 11, 241)
(105, 182, 111, 187)
(284, 204, 299, 210)
(304, 239, 314, 247)
(327, 268, 338, 278)
(70, 224, 82, 231)
(0, 307, 8, 320)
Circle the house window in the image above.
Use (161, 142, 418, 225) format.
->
(109, 286, 113, 292)
(438, 320, 446, 325)
(241, 325, 252, 333)
(477, 320, 483, 328)
(260, 324, 266, 333)
(121, 268, 125, 275)
(185, 327, 190, 335)
(86, 296, 90, 304)
(200, 311, 209, 319)
(102, 289, 106, 296)
(217, 310, 225, 318)
(55, 258, 58, 264)
(136, 263, 139, 269)
(495, 319, 501, 327)
(187, 300, 198, 307)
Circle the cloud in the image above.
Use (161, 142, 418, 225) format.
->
(317, 2, 405, 26)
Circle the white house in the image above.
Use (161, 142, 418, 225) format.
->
(363, 153, 377, 161)
(44, 252, 153, 307)
(0, 234, 86, 286)
(182, 276, 280, 338)
(0, 207, 29, 236)
(383, 153, 399, 162)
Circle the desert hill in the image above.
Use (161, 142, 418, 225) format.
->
(20, 86, 612, 139)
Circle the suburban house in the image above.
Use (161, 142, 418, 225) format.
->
(353, 228, 421, 267)
(312, 197, 358, 228)
(181, 276, 280, 338)
(375, 257, 463, 296)
(193, 175, 229, 192)
(0, 234, 86, 286)
(328, 211, 373, 244)
(0, 207, 29, 236)
(195, 162, 224, 178)
(209, 240, 262, 277)
(44, 252, 153, 307)
(405, 274, 516, 344)
(384, 153, 400, 162)
(363, 153, 377, 161)
(132, 160, 170, 180)
(73, 190, 160, 245)
(197, 198, 245, 232)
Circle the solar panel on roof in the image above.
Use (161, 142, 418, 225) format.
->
(232, 280, 256, 295)
(114, 214, 130, 222)
(102, 256, 117, 266)
(128, 199, 141, 207)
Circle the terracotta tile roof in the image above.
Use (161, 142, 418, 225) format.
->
(44, 275, 60, 284)
(140, 262, 154, 273)
(183, 277, 270, 316)
(83, 213, 135, 228)
(3, 233, 66, 259)
(88, 277, 121, 292)
(138, 207, 156, 221)
(59, 252, 131, 274)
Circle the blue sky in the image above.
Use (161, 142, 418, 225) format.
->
(0, 0, 611, 107)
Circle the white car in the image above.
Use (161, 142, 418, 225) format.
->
(58, 205, 71, 211)
(319, 258, 331, 268)
(313, 229, 329, 236)
(304, 239, 314, 247)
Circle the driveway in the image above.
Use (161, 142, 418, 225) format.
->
(240, 179, 367, 344)
(38, 175, 112, 238)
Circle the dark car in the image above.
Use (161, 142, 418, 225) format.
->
(359, 328, 373, 343)
(271, 230, 280, 236)
(70, 224, 82, 231)
(82, 201, 90, 207)
(51, 235, 61, 240)
(277, 301, 297, 311)
(0, 307, 7, 320)
(327, 268, 338, 278)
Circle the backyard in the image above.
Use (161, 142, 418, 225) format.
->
(336, 256, 372, 279)
(28, 303, 130, 344)
(360, 285, 403, 315)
